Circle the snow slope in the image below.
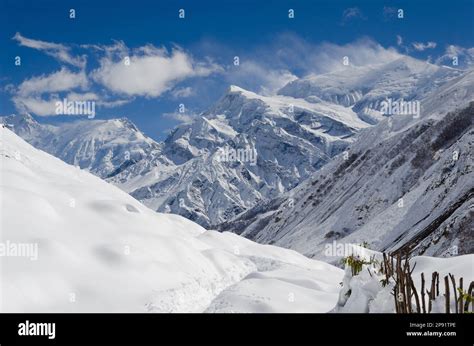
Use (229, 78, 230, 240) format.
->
(0, 126, 343, 312)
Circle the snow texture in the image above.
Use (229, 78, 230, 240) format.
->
(0, 127, 343, 312)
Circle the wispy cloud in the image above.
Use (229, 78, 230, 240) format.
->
(396, 35, 403, 46)
(225, 62, 297, 96)
(11, 36, 221, 115)
(436, 45, 474, 68)
(170, 87, 195, 99)
(13, 96, 58, 116)
(12, 68, 89, 115)
(13, 32, 86, 68)
(64, 92, 132, 108)
(9, 32, 473, 118)
(163, 111, 199, 124)
(268, 34, 403, 75)
(341, 7, 366, 23)
(16, 68, 88, 97)
(412, 41, 437, 51)
(383, 6, 398, 20)
(211, 35, 403, 96)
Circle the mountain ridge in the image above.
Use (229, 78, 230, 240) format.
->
(218, 71, 474, 261)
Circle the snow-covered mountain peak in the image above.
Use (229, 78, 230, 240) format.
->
(4, 112, 36, 124)
(116, 117, 141, 132)
(0, 114, 161, 178)
(228, 84, 252, 94)
(277, 56, 464, 124)
(109, 83, 369, 227)
(1, 113, 43, 137)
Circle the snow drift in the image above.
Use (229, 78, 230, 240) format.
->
(0, 126, 343, 312)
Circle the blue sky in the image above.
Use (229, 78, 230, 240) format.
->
(1, 0, 473, 140)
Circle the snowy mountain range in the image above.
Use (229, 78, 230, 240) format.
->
(2, 56, 468, 233)
(1, 86, 367, 228)
(219, 70, 474, 261)
(112, 85, 369, 228)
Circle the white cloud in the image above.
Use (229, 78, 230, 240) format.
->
(14, 32, 471, 118)
(92, 46, 222, 97)
(270, 35, 403, 75)
(226, 62, 297, 96)
(170, 87, 195, 99)
(217, 35, 404, 95)
(13, 91, 131, 116)
(396, 35, 403, 46)
(13, 96, 59, 116)
(436, 45, 474, 68)
(65, 91, 99, 102)
(12, 68, 90, 116)
(13, 32, 86, 68)
(97, 99, 132, 108)
(383, 6, 398, 19)
(9, 37, 222, 114)
(66, 92, 132, 108)
(342, 7, 366, 22)
(163, 111, 198, 124)
(16, 68, 88, 97)
(316, 40, 402, 71)
(412, 41, 437, 51)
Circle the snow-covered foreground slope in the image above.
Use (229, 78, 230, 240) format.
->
(0, 127, 343, 312)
